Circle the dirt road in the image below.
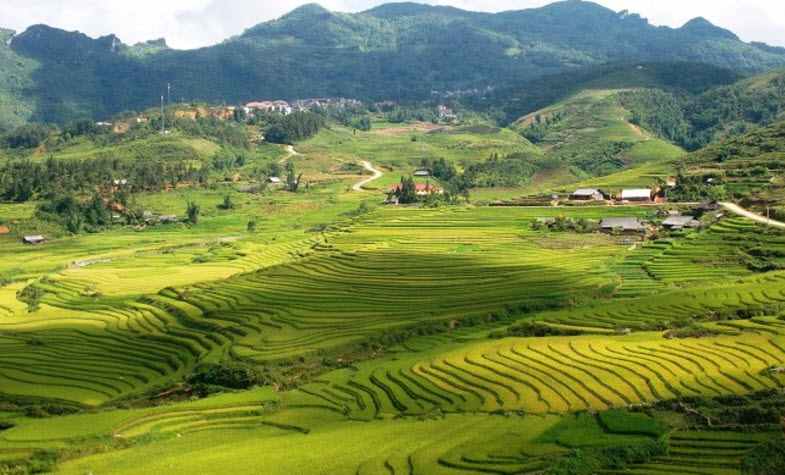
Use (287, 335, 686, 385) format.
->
(721, 202, 785, 230)
(353, 161, 384, 192)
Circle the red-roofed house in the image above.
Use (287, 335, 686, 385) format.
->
(389, 183, 443, 196)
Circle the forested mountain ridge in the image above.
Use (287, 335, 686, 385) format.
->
(3, 0, 785, 127)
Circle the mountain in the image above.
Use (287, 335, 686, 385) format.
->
(3, 1, 785, 126)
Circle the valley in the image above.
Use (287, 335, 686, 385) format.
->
(1, 2, 785, 474)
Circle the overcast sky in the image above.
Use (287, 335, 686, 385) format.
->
(1, 0, 783, 49)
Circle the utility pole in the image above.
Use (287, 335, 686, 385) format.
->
(160, 95, 165, 135)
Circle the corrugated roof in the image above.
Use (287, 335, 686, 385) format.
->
(572, 189, 601, 196)
(663, 216, 694, 226)
(600, 217, 645, 231)
(621, 189, 651, 200)
(663, 216, 700, 228)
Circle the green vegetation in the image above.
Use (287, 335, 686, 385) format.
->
(2, 2, 785, 127)
(619, 71, 785, 150)
(1, 26, 785, 471)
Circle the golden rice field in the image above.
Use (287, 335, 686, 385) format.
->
(1, 203, 785, 474)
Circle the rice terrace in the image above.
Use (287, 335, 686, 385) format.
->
(2, 1, 785, 474)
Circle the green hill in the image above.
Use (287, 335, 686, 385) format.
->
(512, 88, 684, 192)
(3, 1, 785, 126)
(618, 69, 785, 150)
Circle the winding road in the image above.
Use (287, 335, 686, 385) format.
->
(352, 161, 384, 192)
(721, 202, 785, 230)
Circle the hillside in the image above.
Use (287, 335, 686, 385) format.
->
(511, 88, 684, 192)
(618, 69, 785, 150)
(0, 29, 37, 132)
(680, 119, 785, 206)
(3, 1, 785, 126)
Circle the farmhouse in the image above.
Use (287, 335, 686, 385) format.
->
(388, 183, 443, 196)
(600, 218, 646, 233)
(414, 169, 431, 177)
(662, 215, 701, 230)
(570, 188, 605, 201)
(620, 189, 653, 203)
(267, 176, 283, 185)
(159, 215, 178, 224)
(22, 235, 46, 245)
(0, 225, 10, 235)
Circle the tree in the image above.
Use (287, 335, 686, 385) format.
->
(247, 219, 257, 232)
(186, 201, 201, 225)
(395, 176, 418, 204)
(218, 194, 235, 210)
(286, 161, 303, 193)
(3, 124, 49, 149)
(351, 116, 372, 132)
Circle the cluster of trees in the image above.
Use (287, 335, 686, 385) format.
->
(187, 362, 264, 395)
(520, 112, 564, 144)
(37, 193, 114, 233)
(258, 111, 324, 144)
(211, 149, 248, 171)
(531, 216, 598, 233)
(2, 123, 50, 149)
(0, 156, 207, 202)
(462, 152, 539, 188)
(170, 116, 250, 148)
(666, 172, 727, 202)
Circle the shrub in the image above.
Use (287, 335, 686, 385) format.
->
(742, 439, 785, 475)
(186, 201, 200, 225)
(187, 363, 264, 390)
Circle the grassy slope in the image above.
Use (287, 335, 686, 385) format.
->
(514, 89, 684, 194)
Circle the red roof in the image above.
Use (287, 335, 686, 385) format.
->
(389, 183, 441, 193)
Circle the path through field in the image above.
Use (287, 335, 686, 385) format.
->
(721, 202, 785, 230)
(352, 160, 384, 192)
(278, 145, 301, 164)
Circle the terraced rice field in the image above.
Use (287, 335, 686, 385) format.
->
(605, 430, 779, 475)
(291, 330, 785, 417)
(2, 203, 785, 473)
(2, 208, 784, 406)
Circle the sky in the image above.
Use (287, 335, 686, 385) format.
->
(1, 0, 784, 50)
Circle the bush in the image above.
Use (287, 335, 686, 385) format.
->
(3, 124, 49, 149)
(742, 439, 785, 475)
(187, 363, 264, 390)
(490, 321, 583, 339)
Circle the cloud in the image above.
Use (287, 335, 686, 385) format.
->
(1, 0, 784, 49)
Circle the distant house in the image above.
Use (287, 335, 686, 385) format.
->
(570, 188, 605, 201)
(22, 235, 46, 245)
(0, 225, 10, 235)
(600, 218, 646, 233)
(662, 216, 701, 230)
(246, 100, 292, 115)
(620, 189, 653, 203)
(414, 169, 431, 177)
(267, 176, 283, 185)
(159, 215, 178, 224)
